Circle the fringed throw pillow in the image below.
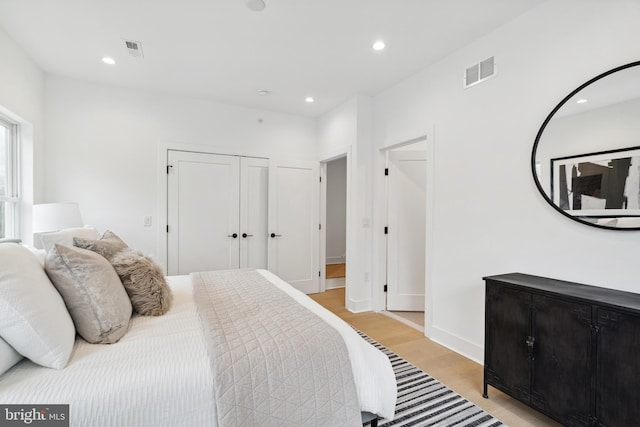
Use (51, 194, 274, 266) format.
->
(110, 248, 172, 316)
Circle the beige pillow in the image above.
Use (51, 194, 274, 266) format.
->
(110, 248, 172, 316)
(73, 230, 128, 261)
(45, 244, 132, 344)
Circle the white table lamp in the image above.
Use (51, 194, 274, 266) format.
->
(33, 202, 84, 248)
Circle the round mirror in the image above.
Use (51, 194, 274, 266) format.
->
(532, 61, 640, 230)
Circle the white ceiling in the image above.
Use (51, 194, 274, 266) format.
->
(0, 0, 544, 117)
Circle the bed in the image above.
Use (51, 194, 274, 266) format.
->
(0, 235, 397, 427)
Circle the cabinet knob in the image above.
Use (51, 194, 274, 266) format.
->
(526, 336, 535, 348)
(242, 233, 253, 238)
(270, 233, 282, 238)
(228, 233, 238, 238)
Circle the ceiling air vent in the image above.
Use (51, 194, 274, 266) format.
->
(123, 39, 144, 59)
(464, 56, 495, 88)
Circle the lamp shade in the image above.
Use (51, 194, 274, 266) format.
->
(33, 202, 84, 233)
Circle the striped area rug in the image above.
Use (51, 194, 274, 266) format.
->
(358, 331, 505, 427)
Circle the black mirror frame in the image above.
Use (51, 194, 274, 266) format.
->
(531, 60, 640, 231)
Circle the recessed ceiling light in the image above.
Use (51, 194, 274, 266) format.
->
(305, 97, 314, 103)
(372, 40, 386, 51)
(102, 56, 116, 65)
(258, 90, 271, 96)
(576, 98, 588, 104)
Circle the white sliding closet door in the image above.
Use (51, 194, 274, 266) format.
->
(387, 151, 426, 311)
(167, 150, 240, 275)
(268, 160, 319, 294)
(240, 157, 269, 269)
(167, 150, 269, 274)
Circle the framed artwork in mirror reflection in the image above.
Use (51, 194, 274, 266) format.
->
(551, 146, 640, 218)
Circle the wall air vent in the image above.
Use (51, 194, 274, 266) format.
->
(464, 56, 495, 88)
(123, 39, 144, 59)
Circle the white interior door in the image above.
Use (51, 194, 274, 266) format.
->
(240, 157, 269, 269)
(268, 160, 319, 294)
(167, 151, 240, 275)
(387, 151, 426, 311)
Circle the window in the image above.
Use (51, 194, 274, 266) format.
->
(0, 115, 18, 239)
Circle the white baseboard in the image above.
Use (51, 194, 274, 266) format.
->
(325, 277, 345, 290)
(382, 311, 424, 333)
(428, 325, 483, 364)
(326, 256, 345, 264)
(347, 297, 371, 313)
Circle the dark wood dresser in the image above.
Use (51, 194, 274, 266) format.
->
(483, 273, 640, 427)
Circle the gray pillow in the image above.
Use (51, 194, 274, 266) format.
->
(73, 230, 128, 261)
(110, 248, 172, 316)
(45, 244, 132, 344)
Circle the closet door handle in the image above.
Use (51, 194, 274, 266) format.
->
(242, 233, 253, 238)
(270, 233, 282, 238)
(228, 233, 238, 238)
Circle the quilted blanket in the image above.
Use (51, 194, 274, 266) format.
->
(192, 269, 361, 427)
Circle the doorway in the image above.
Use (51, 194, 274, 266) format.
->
(324, 156, 347, 290)
(384, 141, 427, 331)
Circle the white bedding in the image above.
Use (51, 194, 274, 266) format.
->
(0, 271, 396, 426)
(257, 270, 396, 420)
(0, 275, 216, 427)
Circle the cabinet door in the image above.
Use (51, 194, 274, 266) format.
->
(485, 282, 531, 402)
(531, 295, 591, 426)
(596, 309, 640, 426)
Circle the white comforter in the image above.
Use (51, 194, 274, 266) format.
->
(258, 270, 397, 420)
(0, 271, 396, 426)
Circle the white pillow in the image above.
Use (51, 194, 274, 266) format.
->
(38, 226, 100, 252)
(0, 243, 76, 369)
(23, 244, 46, 268)
(0, 336, 23, 376)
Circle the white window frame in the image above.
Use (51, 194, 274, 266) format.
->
(0, 115, 19, 240)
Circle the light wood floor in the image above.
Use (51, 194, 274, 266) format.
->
(326, 263, 346, 279)
(387, 310, 425, 328)
(310, 288, 561, 427)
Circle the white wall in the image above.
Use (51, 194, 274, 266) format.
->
(326, 156, 346, 263)
(0, 25, 45, 244)
(372, 0, 640, 361)
(317, 96, 374, 311)
(44, 75, 317, 258)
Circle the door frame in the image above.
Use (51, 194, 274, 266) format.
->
(373, 133, 434, 336)
(319, 147, 352, 297)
